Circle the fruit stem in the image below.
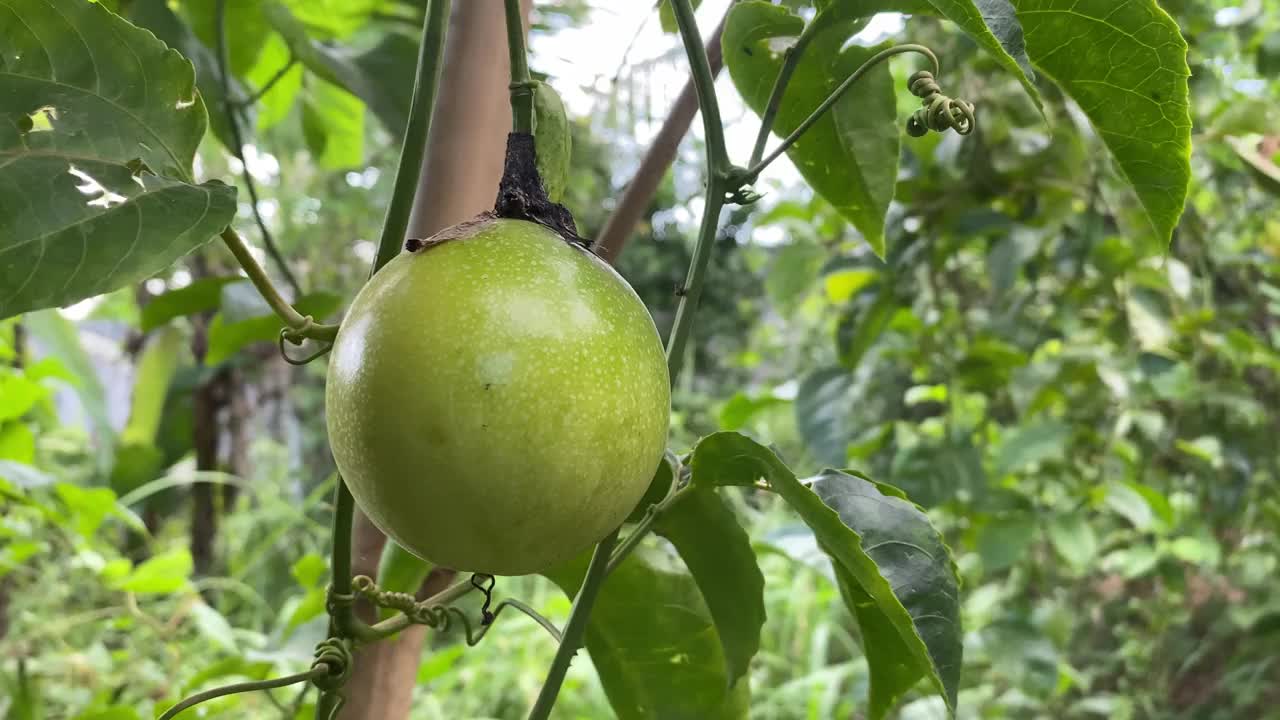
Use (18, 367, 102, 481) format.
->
(373, 0, 454, 273)
(526, 528, 620, 720)
(503, 0, 535, 135)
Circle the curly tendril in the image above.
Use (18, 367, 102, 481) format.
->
(349, 574, 563, 645)
(906, 70, 975, 137)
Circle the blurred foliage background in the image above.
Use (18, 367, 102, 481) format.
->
(3, 0, 1280, 718)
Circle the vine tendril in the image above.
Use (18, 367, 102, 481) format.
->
(349, 574, 562, 645)
(906, 70, 975, 137)
(728, 43, 976, 203)
(278, 328, 334, 365)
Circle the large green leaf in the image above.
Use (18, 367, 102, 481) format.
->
(923, 0, 1042, 110)
(689, 432, 962, 718)
(545, 546, 750, 720)
(1011, 0, 1191, 245)
(0, 0, 236, 320)
(655, 489, 766, 685)
(724, 1, 899, 255)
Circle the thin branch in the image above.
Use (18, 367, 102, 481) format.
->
(214, 0, 302, 297)
(234, 57, 298, 108)
(595, 12, 727, 263)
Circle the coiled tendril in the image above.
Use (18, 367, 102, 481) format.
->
(906, 70, 975, 137)
(350, 574, 562, 645)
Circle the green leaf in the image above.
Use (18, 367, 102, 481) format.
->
(23, 311, 113, 472)
(141, 277, 242, 331)
(765, 241, 826, 314)
(246, 33, 304, 131)
(0, 423, 36, 464)
(1047, 513, 1098, 571)
(122, 327, 185, 444)
(718, 392, 787, 431)
(545, 545, 750, 720)
(55, 483, 120, 538)
(795, 366, 858, 466)
(113, 547, 193, 594)
(688, 432, 962, 717)
(977, 514, 1036, 572)
(189, 601, 238, 652)
(655, 489, 766, 685)
(301, 80, 365, 170)
(108, 443, 166, 499)
(533, 82, 572, 203)
(724, 2, 899, 255)
(992, 420, 1070, 476)
(181, 0, 270, 77)
(0, 0, 237, 320)
(265, 1, 412, 136)
(1011, 0, 1191, 245)
(0, 374, 43, 422)
(205, 291, 341, 365)
(923, 0, 1043, 111)
(658, 0, 703, 33)
(837, 287, 898, 369)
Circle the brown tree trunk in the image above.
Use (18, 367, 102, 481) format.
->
(339, 1, 530, 717)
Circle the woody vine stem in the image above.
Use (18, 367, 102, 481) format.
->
(162, 0, 973, 716)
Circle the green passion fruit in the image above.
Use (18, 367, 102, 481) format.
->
(325, 218, 670, 576)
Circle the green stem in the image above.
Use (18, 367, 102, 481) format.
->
(747, 20, 820, 169)
(373, 0, 453, 273)
(503, 0, 535, 134)
(664, 0, 730, 384)
(526, 529, 620, 720)
(159, 668, 323, 720)
(328, 481, 379, 644)
(742, 44, 939, 181)
(219, 227, 339, 342)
